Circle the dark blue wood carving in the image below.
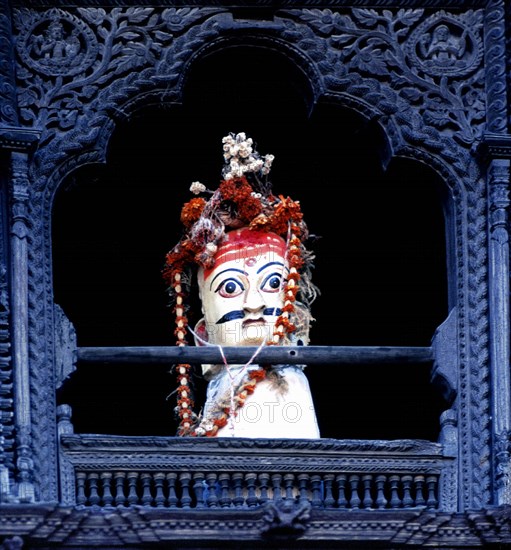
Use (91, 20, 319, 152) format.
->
(0, 0, 510, 546)
(0, 0, 18, 128)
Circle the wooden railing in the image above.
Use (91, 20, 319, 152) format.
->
(74, 469, 440, 510)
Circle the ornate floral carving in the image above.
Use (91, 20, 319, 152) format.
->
(284, 8, 485, 147)
(13, 7, 224, 175)
(0, 0, 19, 126)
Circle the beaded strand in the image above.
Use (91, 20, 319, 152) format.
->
(172, 271, 194, 436)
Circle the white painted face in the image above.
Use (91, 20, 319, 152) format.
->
(198, 238, 288, 347)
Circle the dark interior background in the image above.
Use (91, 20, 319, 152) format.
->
(54, 46, 448, 440)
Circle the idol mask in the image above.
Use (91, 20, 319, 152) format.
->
(163, 132, 318, 435)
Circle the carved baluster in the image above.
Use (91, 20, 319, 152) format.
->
(100, 473, 113, 507)
(127, 472, 139, 506)
(114, 472, 126, 506)
(154, 473, 165, 508)
(76, 472, 86, 506)
(297, 474, 310, 505)
(426, 475, 438, 509)
(205, 473, 218, 508)
(336, 474, 347, 509)
(246, 473, 258, 507)
(271, 474, 282, 501)
(166, 473, 178, 508)
(362, 474, 373, 509)
(389, 475, 401, 508)
(218, 473, 231, 508)
(88, 474, 100, 506)
(414, 475, 425, 507)
(402, 475, 413, 508)
(140, 473, 153, 506)
(375, 475, 387, 509)
(56, 404, 75, 505)
(283, 474, 295, 500)
(323, 474, 335, 508)
(180, 473, 192, 508)
(232, 473, 244, 507)
(193, 473, 205, 509)
(258, 473, 269, 505)
(311, 475, 322, 508)
(348, 475, 361, 510)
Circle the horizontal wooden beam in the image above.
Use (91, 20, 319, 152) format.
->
(77, 346, 433, 365)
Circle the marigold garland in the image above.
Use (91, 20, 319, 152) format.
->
(180, 197, 207, 228)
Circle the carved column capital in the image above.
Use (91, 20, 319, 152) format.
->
(0, 128, 40, 153)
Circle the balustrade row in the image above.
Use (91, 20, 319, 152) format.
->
(75, 471, 439, 510)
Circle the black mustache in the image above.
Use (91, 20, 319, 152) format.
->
(216, 308, 282, 324)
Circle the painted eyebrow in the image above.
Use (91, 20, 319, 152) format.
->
(256, 261, 288, 274)
(209, 268, 247, 290)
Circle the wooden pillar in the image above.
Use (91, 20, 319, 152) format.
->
(483, 136, 511, 505)
(9, 151, 34, 502)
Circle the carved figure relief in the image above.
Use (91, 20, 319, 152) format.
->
(16, 8, 97, 77)
(408, 14, 482, 77)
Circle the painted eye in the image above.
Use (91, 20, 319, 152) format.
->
(261, 273, 282, 293)
(216, 278, 244, 298)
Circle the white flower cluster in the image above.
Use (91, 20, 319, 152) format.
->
(222, 132, 274, 180)
(189, 181, 206, 195)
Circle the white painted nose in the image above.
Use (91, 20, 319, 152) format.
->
(243, 286, 265, 313)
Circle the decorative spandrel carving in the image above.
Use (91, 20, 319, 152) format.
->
(284, 8, 485, 146)
(13, 7, 225, 150)
(12, 6, 486, 181)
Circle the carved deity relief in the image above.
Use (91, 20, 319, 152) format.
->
(408, 14, 482, 77)
(16, 8, 97, 77)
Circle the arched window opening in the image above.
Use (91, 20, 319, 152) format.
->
(53, 45, 449, 440)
